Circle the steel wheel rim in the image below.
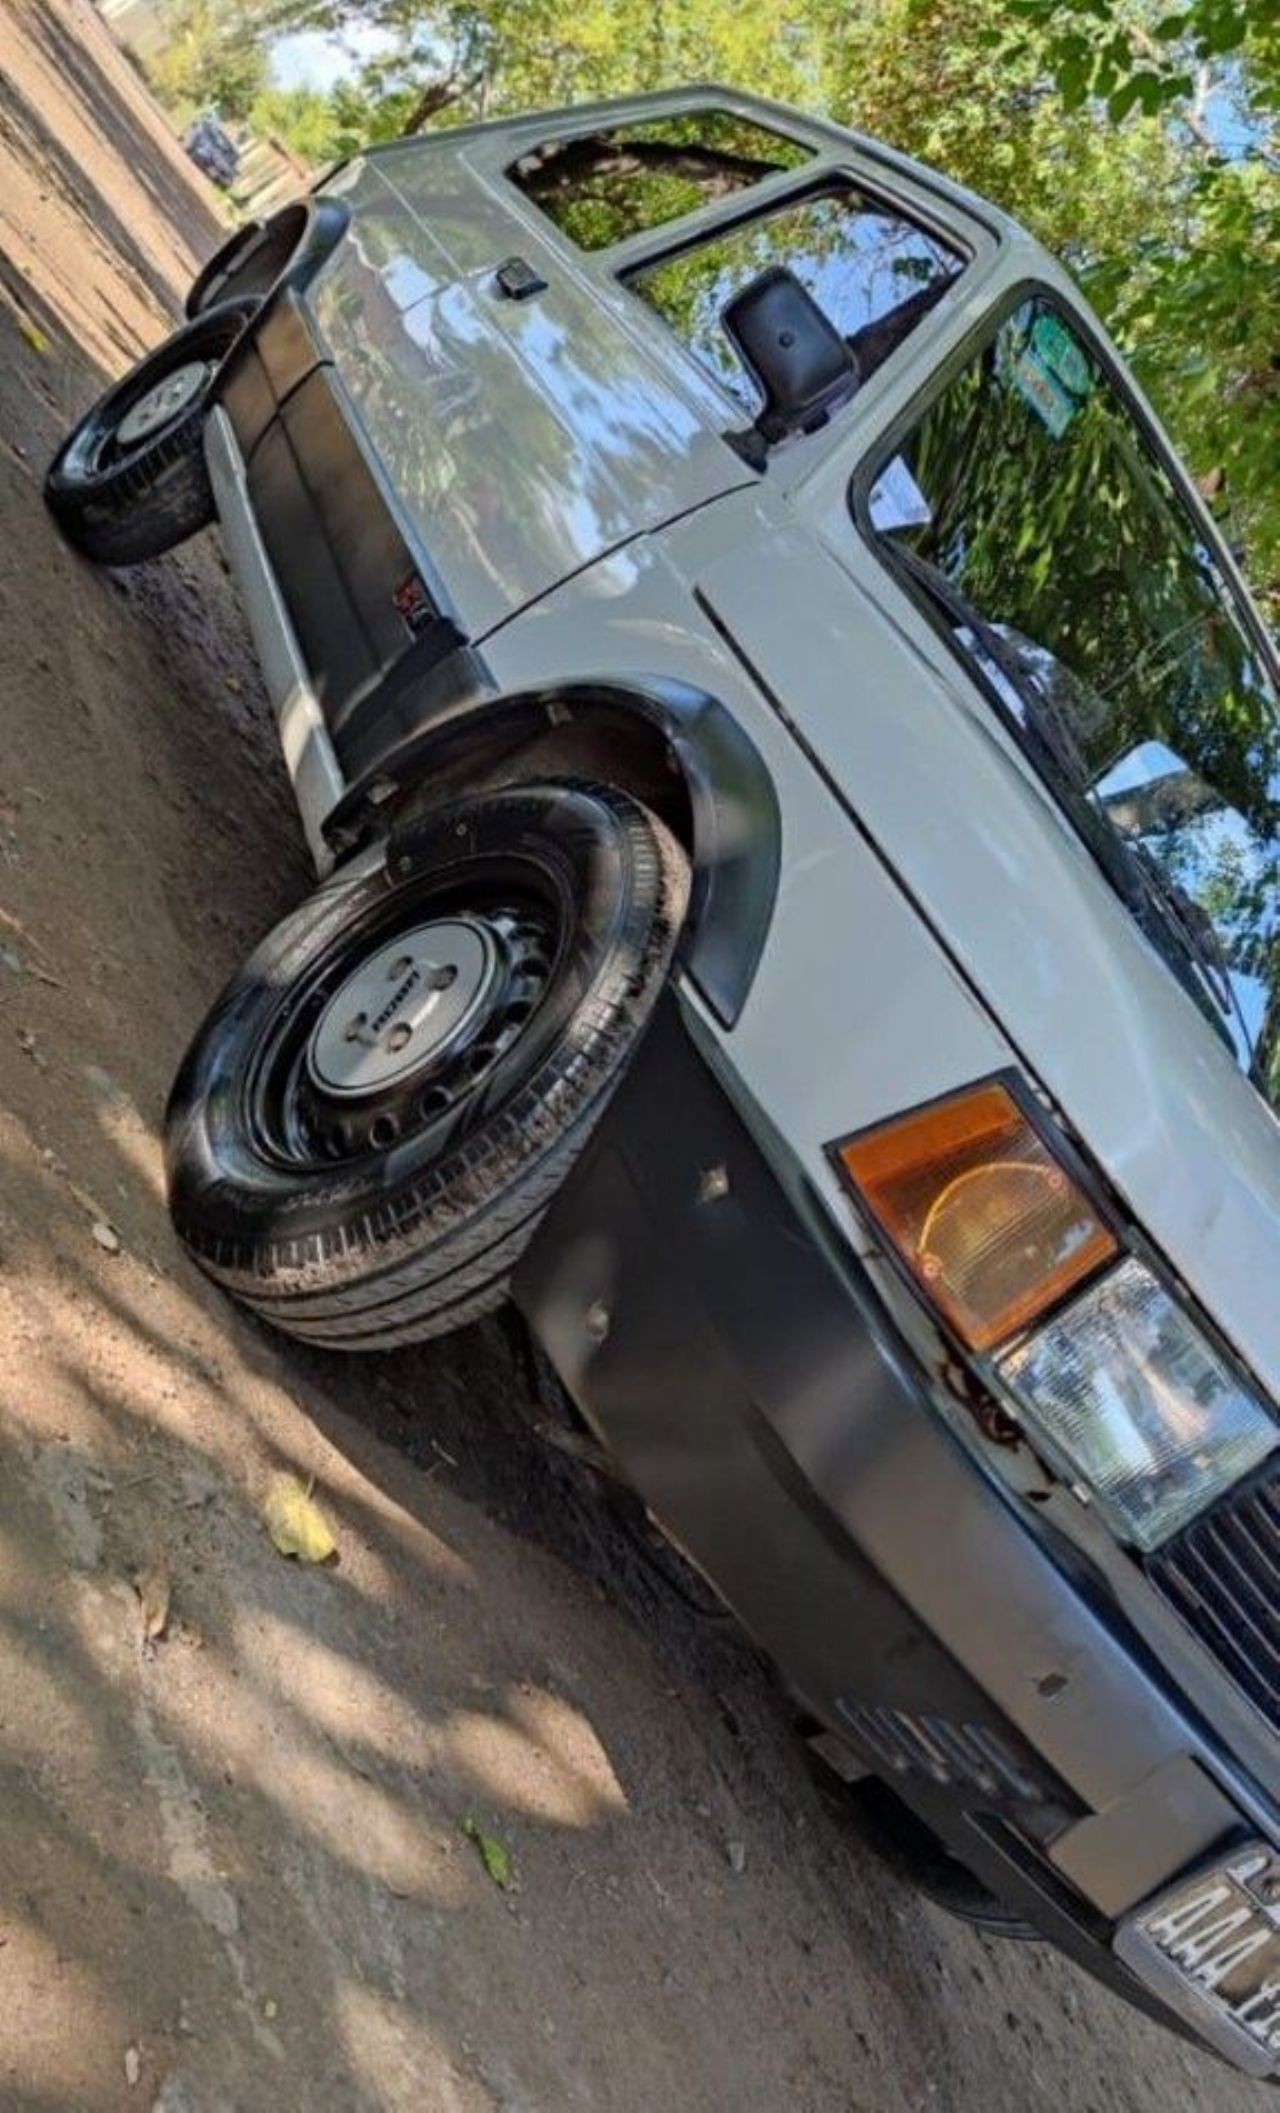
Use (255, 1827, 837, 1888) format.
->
(60, 306, 253, 484)
(243, 864, 565, 1171)
(114, 360, 211, 450)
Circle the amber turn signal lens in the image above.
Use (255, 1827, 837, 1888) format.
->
(837, 1082, 1117, 1353)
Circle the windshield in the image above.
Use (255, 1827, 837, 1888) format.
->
(866, 294, 1280, 1106)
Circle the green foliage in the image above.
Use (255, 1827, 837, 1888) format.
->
(820, 2, 1184, 275)
(1004, 0, 1277, 118)
(516, 113, 810, 251)
(992, 1, 1279, 601)
(148, 0, 271, 118)
(248, 82, 364, 161)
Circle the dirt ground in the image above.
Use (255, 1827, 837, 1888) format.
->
(0, 6, 1270, 2109)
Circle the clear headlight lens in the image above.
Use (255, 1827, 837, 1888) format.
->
(1000, 1257, 1275, 1550)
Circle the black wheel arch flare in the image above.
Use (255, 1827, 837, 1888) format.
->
(185, 196, 352, 322)
(330, 674, 783, 1030)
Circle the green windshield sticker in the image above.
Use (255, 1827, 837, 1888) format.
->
(1031, 312, 1094, 399)
(1011, 346, 1078, 437)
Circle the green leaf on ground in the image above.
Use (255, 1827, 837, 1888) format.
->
(461, 1817, 515, 1891)
(17, 312, 49, 356)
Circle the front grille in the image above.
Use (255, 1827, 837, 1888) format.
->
(1149, 1467, 1280, 1735)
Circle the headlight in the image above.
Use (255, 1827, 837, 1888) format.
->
(834, 1078, 1276, 1549)
(1001, 1257, 1275, 1549)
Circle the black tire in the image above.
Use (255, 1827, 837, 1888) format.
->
(165, 781, 690, 1348)
(44, 300, 257, 565)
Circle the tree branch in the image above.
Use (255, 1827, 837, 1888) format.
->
(520, 134, 785, 197)
(400, 68, 483, 135)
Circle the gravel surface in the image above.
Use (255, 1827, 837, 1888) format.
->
(0, 6, 1269, 2108)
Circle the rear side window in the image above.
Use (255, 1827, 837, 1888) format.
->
(626, 188, 963, 414)
(509, 111, 811, 251)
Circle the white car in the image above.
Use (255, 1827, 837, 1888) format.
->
(46, 88, 1280, 2075)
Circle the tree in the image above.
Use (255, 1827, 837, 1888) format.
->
(246, 0, 819, 133)
(815, 1, 1182, 261)
(148, 0, 271, 117)
(997, 1, 1280, 604)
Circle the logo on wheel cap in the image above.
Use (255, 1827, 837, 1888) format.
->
(371, 967, 421, 1034)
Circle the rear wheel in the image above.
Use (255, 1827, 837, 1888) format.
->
(44, 299, 256, 565)
(165, 781, 690, 1348)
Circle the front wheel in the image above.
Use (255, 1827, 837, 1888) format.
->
(165, 782, 690, 1348)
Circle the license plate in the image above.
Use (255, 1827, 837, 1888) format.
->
(1116, 1843, 1280, 2077)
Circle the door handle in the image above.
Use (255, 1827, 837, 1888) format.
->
(494, 256, 548, 301)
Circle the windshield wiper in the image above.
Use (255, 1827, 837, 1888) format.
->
(891, 541, 1107, 798)
(888, 541, 1250, 1045)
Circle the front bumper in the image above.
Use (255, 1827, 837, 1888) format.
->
(512, 996, 1278, 2072)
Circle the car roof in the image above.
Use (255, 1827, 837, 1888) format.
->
(360, 83, 1034, 254)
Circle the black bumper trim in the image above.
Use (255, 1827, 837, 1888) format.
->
(215, 295, 466, 770)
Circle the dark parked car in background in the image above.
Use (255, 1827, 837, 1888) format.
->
(182, 113, 238, 189)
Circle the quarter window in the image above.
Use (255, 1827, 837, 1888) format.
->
(508, 111, 811, 252)
(627, 188, 963, 414)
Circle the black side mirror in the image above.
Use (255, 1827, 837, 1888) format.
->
(722, 267, 858, 447)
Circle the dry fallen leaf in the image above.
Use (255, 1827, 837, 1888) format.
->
(461, 1816, 516, 1892)
(262, 1473, 337, 1563)
(135, 1566, 171, 1644)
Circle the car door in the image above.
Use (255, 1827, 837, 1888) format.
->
(309, 105, 812, 639)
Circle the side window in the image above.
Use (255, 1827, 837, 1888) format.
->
(508, 111, 811, 252)
(627, 188, 963, 414)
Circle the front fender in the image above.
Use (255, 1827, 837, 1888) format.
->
(327, 673, 782, 1029)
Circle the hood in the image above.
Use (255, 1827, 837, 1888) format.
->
(696, 492, 1280, 1400)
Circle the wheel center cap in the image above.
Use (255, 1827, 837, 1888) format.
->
(115, 361, 210, 448)
(307, 919, 497, 1099)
